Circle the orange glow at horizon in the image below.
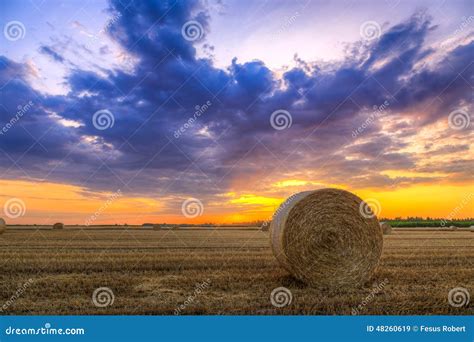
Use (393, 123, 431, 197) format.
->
(0, 178, 472, 225)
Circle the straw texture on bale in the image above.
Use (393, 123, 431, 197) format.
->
(380, 222, 392, 235)
(270, 188, 383, 288)
(53, 222, 64, 229)
(0, 218, 6, 235)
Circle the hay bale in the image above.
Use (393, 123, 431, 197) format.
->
(270, 188, 383, 288)
(53, 222, 64, 229)
(380, 222, 392, 235)
(449, 225, 457, 231)
(0, 218, 6, 235)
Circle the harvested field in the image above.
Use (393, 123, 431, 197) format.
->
(0, 228, 472, 315)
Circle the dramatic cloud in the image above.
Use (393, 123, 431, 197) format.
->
(0, 0, 472, 214)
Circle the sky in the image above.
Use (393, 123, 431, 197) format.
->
(0, 0, 473, 225)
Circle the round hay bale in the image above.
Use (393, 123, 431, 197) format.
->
(53, 222, 64, 229)
(261, 221, 271, 232)
(449, 225, 457, 231)
(0, 218, 6, 235)
(380, 222, 392, 235)
(270, 188, 383, 288)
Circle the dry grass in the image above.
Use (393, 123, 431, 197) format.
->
(0, 228, 472, 315)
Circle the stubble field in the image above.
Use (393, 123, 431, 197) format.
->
(0, 228, 472, 315)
